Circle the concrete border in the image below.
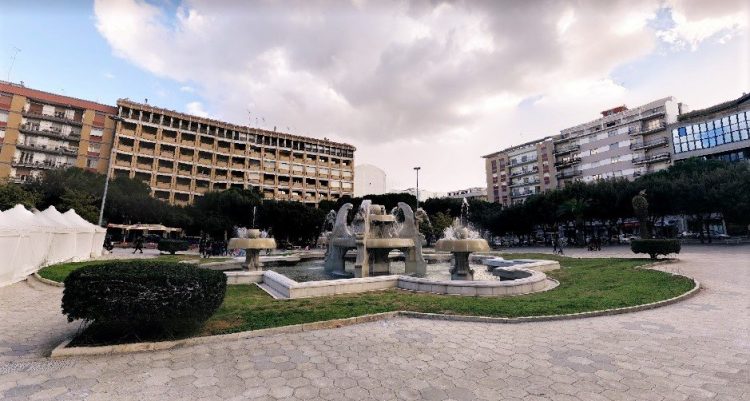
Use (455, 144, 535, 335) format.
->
(50, 276, 699, 359)
(32, 273, 64, 288)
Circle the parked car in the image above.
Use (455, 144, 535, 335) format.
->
(618, 234, 640, 243)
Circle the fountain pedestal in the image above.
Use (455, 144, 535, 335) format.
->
(434, 236, 490, 281)
(228, 229, 277, 271)
(450, 252, 474, 280)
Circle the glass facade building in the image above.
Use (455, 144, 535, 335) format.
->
(670, 93, 750, 163)
(672, 111, 749, 155)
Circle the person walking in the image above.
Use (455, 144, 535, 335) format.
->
(556, 237, 565, 255)
(133, 236, 144, 254)
(552, 235, 558, 254)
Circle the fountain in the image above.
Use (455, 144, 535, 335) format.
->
(227, 208, 276, 271)
(325, 201, 426, 278)
(434, 198, 489, 280)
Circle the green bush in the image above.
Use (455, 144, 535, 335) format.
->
(62, 261, 227, 331)
(630, 239, 681, 260)
(157, 239, 189, 254)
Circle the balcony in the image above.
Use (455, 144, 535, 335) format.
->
(509, 157, 538, 167)
(553, 144, 580, 155)
(22, 110, 82, 126)
(510, 168, 538, 178)
(630, 137, 669, 151)
(629, 122, 666, 136)
(510, 180, 540, 188)
(554, 157, 581, 168)
(11, 159, 67, 170)
(633, 152, 671, 165)
(18, 124, 81, 142)
(556, 170, 582, 179)
(16, 142, 78, 157)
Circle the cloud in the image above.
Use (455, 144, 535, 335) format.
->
(186, 101, 209, 117)
(93, 0, 747, 191)
(658, 0, 748, 50)
(103, 72, 115, 79)
(179, 85, 195, 93)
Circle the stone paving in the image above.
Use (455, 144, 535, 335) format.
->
(0, 245, 748, 400)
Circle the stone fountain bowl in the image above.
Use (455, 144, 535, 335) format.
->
(228, 237, 277, 250)
(435, 238, 490, 253)
(366, 238, 415, 248)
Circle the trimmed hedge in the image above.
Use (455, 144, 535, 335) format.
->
(62, 260, 227, 329)
(157, 239, 189, 254)
(630, 239, 681, 260)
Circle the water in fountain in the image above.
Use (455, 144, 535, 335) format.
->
(442, 199, 481, 240)
(235, 227, 249, 239)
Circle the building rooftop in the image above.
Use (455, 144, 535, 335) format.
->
(481, 136, 553, 158)
(118, 98, 357, 151)
(677, 93, 750, 122)
(0, 80, 117, 114)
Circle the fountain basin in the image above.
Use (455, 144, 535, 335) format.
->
(435, 239, 490, 253)
(365, 238, 414, 248)
(398, 267, 550, 296)
(228, 238, 277, 250)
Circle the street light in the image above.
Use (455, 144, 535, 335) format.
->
(413, 166, 421, 209)
(98, 115, 125, 226)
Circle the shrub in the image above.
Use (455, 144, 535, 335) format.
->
(630, 239, 681, 260)
(62, 261, 227, 332)
(157, 239, 189, 254)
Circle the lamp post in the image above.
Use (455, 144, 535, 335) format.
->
(413, 166, 421, 210)
(98, 115, 125, 226)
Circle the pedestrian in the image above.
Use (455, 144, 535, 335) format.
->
(557, 237, 565, 255)
(133, 236, 144, 254)
(552, 235, 558, 254)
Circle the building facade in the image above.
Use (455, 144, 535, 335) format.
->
(483, 137, 557, 206)
(446, 187, 487, 201)
(354, 164, 386, 197)
(553, 97, 685, 187)
(0, 81, 117, 182)
(111, 100, 355, 205)
(669, 93, 750, 163)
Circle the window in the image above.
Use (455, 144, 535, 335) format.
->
(90, 128, 103, 137)
(0, 110, 7, 122)
(609, 143, 619, 151)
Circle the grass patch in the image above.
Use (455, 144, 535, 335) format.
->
(37, 254, 231, 282)
(202, 254, 694, 335)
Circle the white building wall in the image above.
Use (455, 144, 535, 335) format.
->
(354, 164, 387, 197)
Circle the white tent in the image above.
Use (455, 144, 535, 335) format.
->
(0, 204, 111, 288)
(63, 209, 105, 258)
(0, 205, 54, 286)
(34, 206, 78, 264)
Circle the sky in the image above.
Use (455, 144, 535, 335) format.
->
(1, 0, 748, 192)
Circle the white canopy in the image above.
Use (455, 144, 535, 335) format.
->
(0, 204, 108, 287)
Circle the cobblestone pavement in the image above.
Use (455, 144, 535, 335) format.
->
(0, 246, 748, 400)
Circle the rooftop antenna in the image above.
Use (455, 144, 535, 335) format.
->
(7, 46, 21, 81)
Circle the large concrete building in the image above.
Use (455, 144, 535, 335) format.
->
(111, 100, 355, 205)
(354, 164, 386, 196)
(0, 81, 117, 182)
(483, 137, 557, 206)
(554, 97, 685, 187)
(669, 93, 750, 163)
(446, 187, 487, 201)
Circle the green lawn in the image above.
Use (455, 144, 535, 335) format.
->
(201, 255, 694, 335)
(37, 254, 231, 282)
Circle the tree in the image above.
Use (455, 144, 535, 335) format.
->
(632, 190, 650, 239)
(0, 183, 39, 210)
(257, 201, 326, 247)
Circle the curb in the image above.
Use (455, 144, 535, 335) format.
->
(50, 277, 699, 359)
(32, 273, 64, 288)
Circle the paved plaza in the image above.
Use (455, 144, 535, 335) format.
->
(0, 245, 748, 400)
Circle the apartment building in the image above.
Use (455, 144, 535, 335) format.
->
(554, 97, 685, 187)
(0, 81, 117, 182)
(111, 99, 355, 205)
(669, 93, 750, 163)
(483, 137, 557, 206)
